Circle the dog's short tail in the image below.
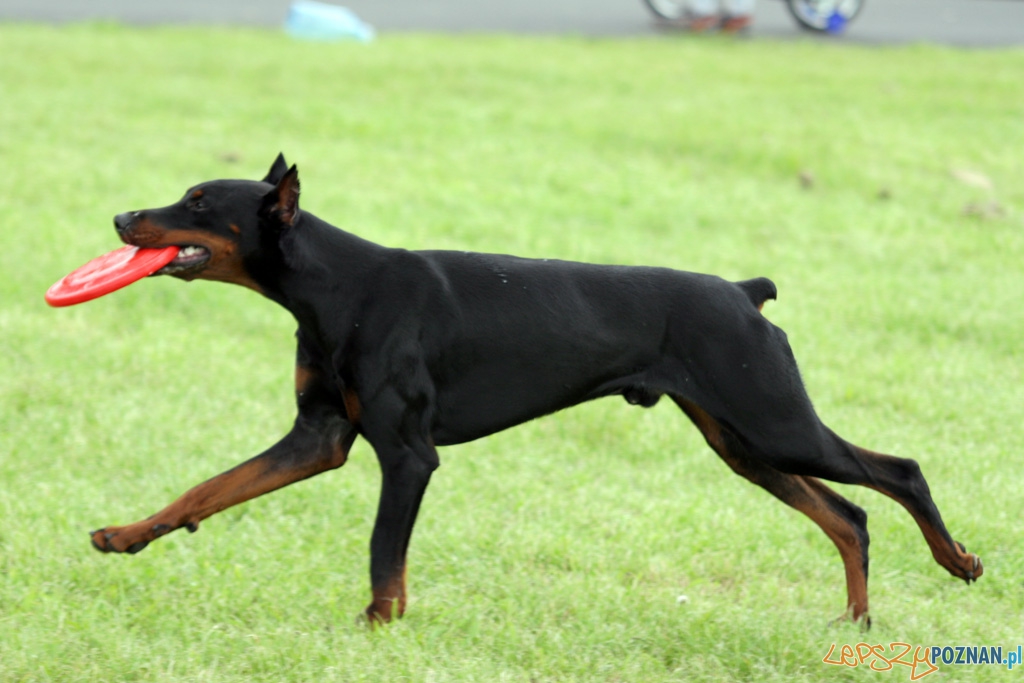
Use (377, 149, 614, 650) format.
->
(736, 277, 777, 311)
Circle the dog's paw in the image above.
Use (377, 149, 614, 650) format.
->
(965, 553, 983, 584)
(827, 606, 871, 631)
(951, 541, 982, 584)
(360, 607, 385, 629)
(90, 522, 173, 554)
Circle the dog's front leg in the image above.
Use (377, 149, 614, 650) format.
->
(360, 422, 440, 623)
(91, 409, 356, 554)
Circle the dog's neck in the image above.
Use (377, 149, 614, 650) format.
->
(248, 213, 389, 344)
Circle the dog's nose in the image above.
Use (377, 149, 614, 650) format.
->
(113, 212, 135, 235)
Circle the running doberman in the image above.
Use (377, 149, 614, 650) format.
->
(91, 154, 982, 625)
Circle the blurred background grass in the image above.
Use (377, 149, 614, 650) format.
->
(0, 24, 1022, 682)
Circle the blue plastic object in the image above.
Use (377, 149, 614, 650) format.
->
(285, 1, 375, 42)
(826, 11, 848, 34)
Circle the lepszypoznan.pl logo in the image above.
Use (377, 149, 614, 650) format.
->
(823, 643, 1022, 680)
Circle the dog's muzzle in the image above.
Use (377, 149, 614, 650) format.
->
(114, 212, 138, 238)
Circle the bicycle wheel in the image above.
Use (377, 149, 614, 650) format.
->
(641, 0, 690, 21)
(786, 0, 864, 32)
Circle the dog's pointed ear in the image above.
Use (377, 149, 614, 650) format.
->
(259, 164, 300, 228)
(261, 153, 289, 185)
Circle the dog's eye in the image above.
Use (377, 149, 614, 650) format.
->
(188, 198, 207, 212)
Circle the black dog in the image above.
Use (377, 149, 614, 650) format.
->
(92, 154, 981, 624)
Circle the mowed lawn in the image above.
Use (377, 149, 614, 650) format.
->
(0, 24, 1022, 682)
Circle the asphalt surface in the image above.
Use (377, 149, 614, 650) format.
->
(2, 0, 1023, 46)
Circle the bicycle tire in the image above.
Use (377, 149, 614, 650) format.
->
(786, 0, 864, 33)
(641, 0, 689, 21)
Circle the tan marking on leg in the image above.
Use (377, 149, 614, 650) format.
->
(865, 483, 982, 582)
(295, 365, 317, 396)
(343, 389, 362, 425)
(92, 427, 356, 553)
(673, 396, 870, 622)
(365, 566, 408, 625)
(795, 477, 869, 621)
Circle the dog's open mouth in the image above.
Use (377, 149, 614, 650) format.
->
(155, 245, 211, 275)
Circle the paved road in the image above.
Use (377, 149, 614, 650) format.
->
(2, 0, 1023, 46)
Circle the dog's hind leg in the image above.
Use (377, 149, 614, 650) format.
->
(672, 309, 980, 602)
(818, 432, 982, 586)
(672, 396, 873, 623)
(740, 407, 982, 587)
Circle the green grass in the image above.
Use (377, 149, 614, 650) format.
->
(1, 23, 1023, 682)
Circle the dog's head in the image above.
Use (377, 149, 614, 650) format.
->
(113, 153, 301, 292)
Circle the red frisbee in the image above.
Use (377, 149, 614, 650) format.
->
(45, 245, 180, 307)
